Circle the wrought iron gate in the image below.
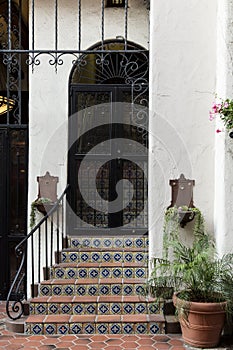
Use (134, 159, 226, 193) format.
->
(0, 127, 28, 299)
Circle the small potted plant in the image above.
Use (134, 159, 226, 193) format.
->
(209, 98, 233, 137)
(146, 207, 233, 348)
(30, 197, 53, 228)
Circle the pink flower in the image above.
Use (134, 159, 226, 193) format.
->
(212, 103, 222, 113)
(224, 102, 229, 108)
(216, 129, 222, 133)
(209, 112, 215, 121)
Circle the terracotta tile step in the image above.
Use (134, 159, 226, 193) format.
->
(25, 313, 165, 335)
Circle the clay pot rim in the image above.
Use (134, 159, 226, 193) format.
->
(173, 291, 227, 312)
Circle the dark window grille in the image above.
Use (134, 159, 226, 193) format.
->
(107, 0, 125, 7)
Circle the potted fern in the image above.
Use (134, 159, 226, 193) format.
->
(147, 207, 233, 348)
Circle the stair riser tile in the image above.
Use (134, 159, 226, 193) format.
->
(61, 251, 149, 264)
(30, 301, 162, 316)
(26, 321, 165, 335)
(52, 267, 148, 280)
(39, 284, 147, 297)
(68, 236, 148, 249)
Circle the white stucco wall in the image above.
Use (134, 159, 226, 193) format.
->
(149, 0, 217, 258)
(215, 0, 233, 255)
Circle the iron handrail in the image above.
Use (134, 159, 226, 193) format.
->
(6, 184, 70, 320)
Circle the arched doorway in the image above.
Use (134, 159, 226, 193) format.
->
(68, 40, 148, 236)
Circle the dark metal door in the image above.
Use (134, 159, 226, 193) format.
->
(0, 128, 28, 299)
(68, 85, 148, 235)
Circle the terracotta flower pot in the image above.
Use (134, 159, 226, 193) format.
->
(173, 292, 226, 348)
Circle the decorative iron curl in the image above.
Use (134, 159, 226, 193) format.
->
(26, 54, 41, 66)
(6, 244, 26, 320)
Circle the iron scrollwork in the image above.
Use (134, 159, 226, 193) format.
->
(6, 244, 26, 320)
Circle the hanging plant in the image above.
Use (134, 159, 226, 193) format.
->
(30, 197, 52, 229)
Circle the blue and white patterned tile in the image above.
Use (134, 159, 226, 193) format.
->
(124, 237, 133, 248)
(109, 323, 121, 334)
(83, 323, 95, 334)
(40, 285, 51, 296)
(149, 322, 160, 334)
(35, 303, 47, 315)
(123, 285, 133, 296)
(99, 285, 110, 296)
(135, 252, 145, 263)
(123, 303, 134, 314)
(85, 303, 96, 314)
(52, 285, 62, 296)
(69, 252, 79, 263)
(100, 268, 111, 278)
(89, 268, 99, 279)
(70, 238, 82, 248)
(76, 285, 87, 296)
(48, 303, 59, 314)
(135, 267, 146, 279)
(103, 238, 112, 248)
(73, 303, 84, 315)
(123, 268, 134, 278)
(122, 323, 134, 334)
(70, 323, 82, 334)
(92, 238, 102, 248)
(110, 303, 121, 314)
(112, 268, 122, 278)
(91, 252, 101, 263)
(30, 323, 43, 335)
(55, 268, 65, 279)
(98, 303, 109, 315)
(66, 268, 77, 279)
(80, 252, 90, 262)
(96, 323, 108, 334)
(113, 252, 123, 262)
(135, 285, 145, 295)
(82, 238, 91, 247)
(123, 252, 133, 262)
(78, 268, 88, 279)
(148, 303, 160, 314)
(135, 323, 147, 334)
(87, 285, 98, 296)
(44, 323, 56, 335)
(102, 252, 112, 263)
(57, 324, 69, 335)
(135, 238, 144, 248)
(135, 303, 146, 314)
(61, 303, 72, 314)
(111, 284, 122, 295)
(63, 285, 75, 296)
(113, 238, 124, 248)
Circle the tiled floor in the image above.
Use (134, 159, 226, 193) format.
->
(1, 302, 233, 349)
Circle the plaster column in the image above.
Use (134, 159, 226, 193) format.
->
(149, 0, 217, 261)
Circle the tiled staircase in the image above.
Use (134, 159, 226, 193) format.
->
(25, 235, 166, 335)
